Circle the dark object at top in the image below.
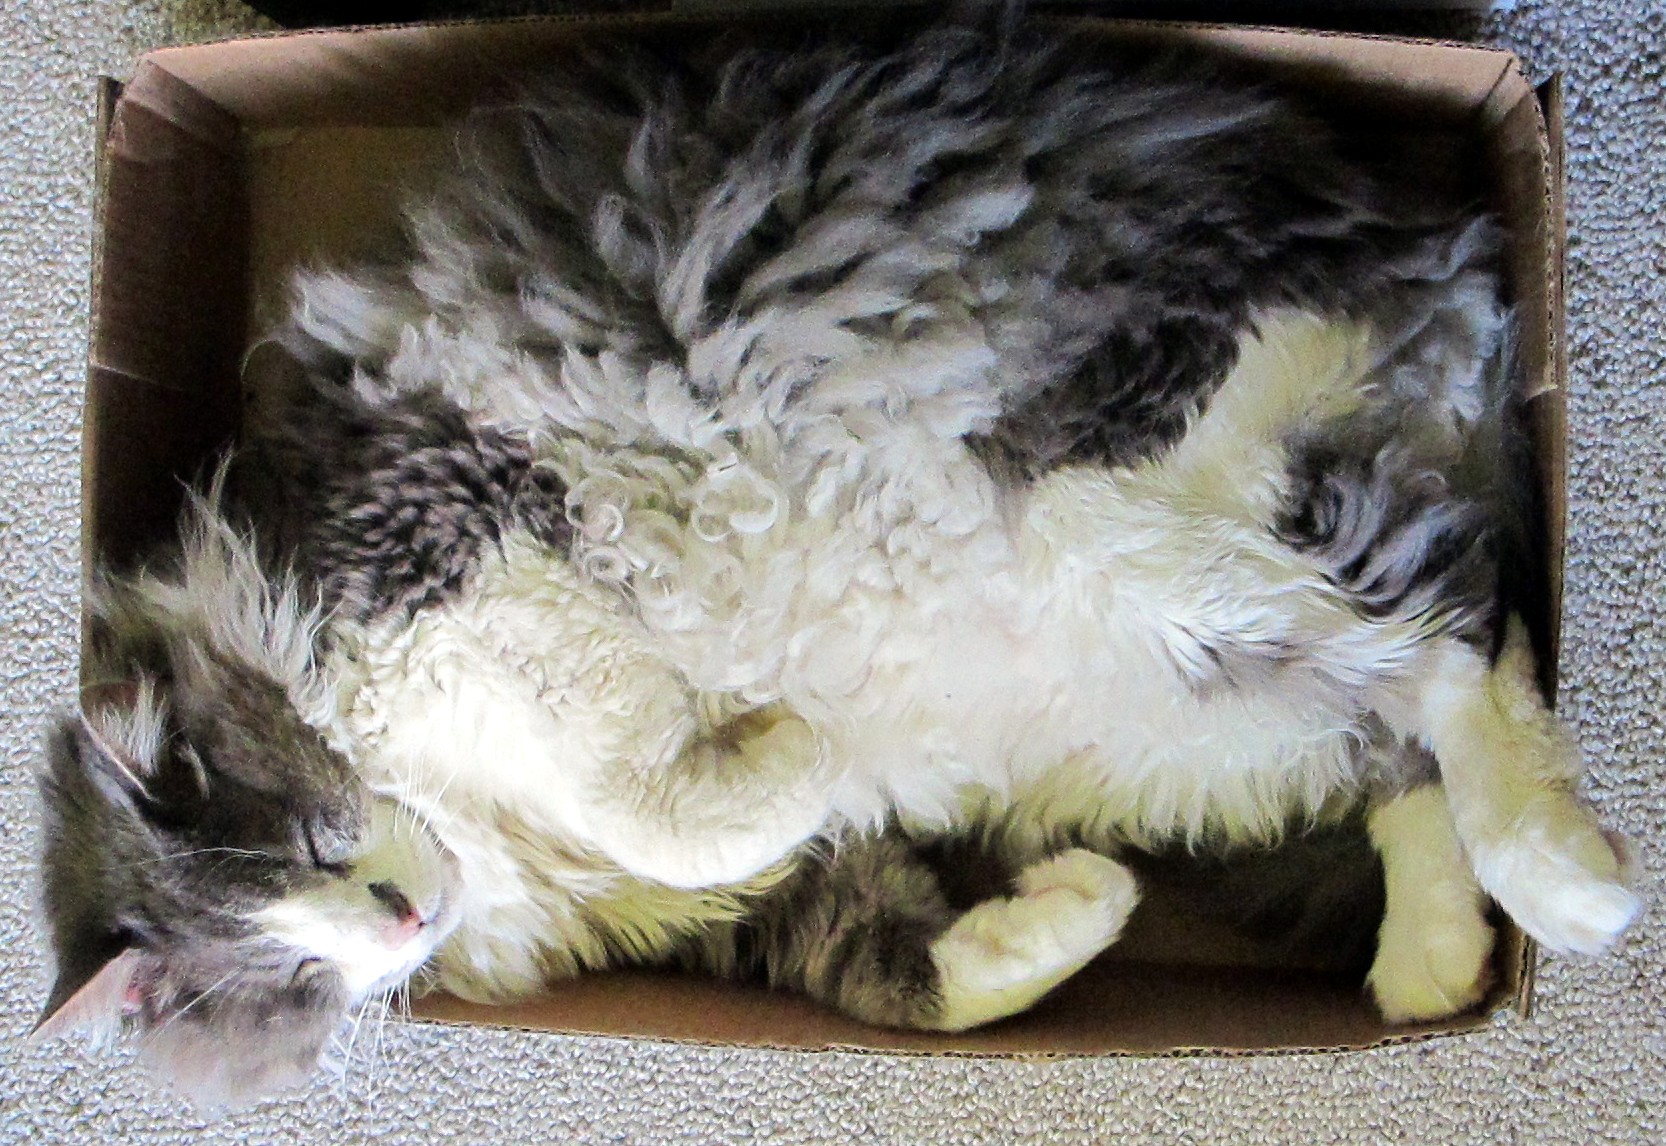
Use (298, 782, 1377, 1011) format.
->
(238, 2, 1487, 39)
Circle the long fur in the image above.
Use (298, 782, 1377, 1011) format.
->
(33, 12, 1638, 1107)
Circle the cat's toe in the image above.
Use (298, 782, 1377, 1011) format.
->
(1369, 905, 1496, 1023)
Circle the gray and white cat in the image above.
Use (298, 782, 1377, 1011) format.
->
(33, 16, 1638, 1105)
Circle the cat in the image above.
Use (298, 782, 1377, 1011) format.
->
(32, 13, 1639, 1106)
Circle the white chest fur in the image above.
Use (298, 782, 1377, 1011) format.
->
(331, 535, 692, 836)
(323, 537, 725, 990)
(662, 312, 1424, 845)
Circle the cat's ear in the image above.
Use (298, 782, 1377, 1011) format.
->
(73, 681, 164, 798)
(30, 944, 144, 1045)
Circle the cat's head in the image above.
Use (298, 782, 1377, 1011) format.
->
(33, 495, 462, 1107)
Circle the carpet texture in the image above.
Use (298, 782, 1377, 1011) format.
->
(1, 2, 1660, 1141)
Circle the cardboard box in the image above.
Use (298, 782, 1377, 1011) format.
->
(83, 12, 1565, 1057)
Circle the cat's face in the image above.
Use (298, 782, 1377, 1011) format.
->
(34, 672, 462, 1106)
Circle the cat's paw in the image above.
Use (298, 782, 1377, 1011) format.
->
(1369, 888, 1496, 1023)
(927, 849, 1138, 1032)
(594, 713, 832, 889)
(1473, 796, 1641, 957)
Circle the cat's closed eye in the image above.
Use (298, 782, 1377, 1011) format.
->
(302, 825, 352, 876)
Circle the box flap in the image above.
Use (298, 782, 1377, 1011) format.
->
(94, 61, 245, 390)
(136, 14, 1523, 129)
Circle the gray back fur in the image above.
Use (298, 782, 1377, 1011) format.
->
(282, 19, 1494, 478)
(236, 363, 572, 626)
(1275, 219, 1516, 649)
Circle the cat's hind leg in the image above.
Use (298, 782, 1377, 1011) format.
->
(1398, 618, 1640, 958)
(1365, 782, 1496, 1022)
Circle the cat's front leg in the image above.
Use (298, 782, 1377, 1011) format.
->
(925, 849, 1140, 1031)
(685, 837, 1139, 1031)
(1392, 618, 1640, 958)
(585, 706, 834, 889)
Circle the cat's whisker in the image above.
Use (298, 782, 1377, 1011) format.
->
(367, 990, 393, 1099)
(137, 846, 271, 867)
(390, 793, 438, 852)
(153, 967, 242, 1034)
(408, 962, 440, 1001)
(339, 993, 376, 1084)
(423, 759, 466, 817)
(402, 804, 429, 848)
(328, 1021, 355, 1103)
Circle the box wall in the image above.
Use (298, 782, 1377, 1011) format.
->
(88, 64, 245, 569)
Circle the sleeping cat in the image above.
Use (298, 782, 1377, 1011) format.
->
(33, 15, 1639, 1105)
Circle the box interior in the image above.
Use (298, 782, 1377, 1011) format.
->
(85, 13, 1562, 1057)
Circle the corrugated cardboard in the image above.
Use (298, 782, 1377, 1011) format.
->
(83, 12, 1566, 1057)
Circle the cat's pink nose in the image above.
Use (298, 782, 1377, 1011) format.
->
(369, 881, 424, 944)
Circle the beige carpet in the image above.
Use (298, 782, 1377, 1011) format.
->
(1, 2, 1659, 1141)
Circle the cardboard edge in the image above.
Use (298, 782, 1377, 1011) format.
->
(407, 994, 1509, 1060)
(1541, 75, 1565, 407)
(1030, 11, 1517, 56)
(150, 5, 675, 48)
(1510, 70, 1566, 1024)
(135, 4, 1509, 56)
(81, 77, 124, 658)
(1537, 70, 1568, 645)
(114, 59, 245, 151)
(134, 6, 1522, 92)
